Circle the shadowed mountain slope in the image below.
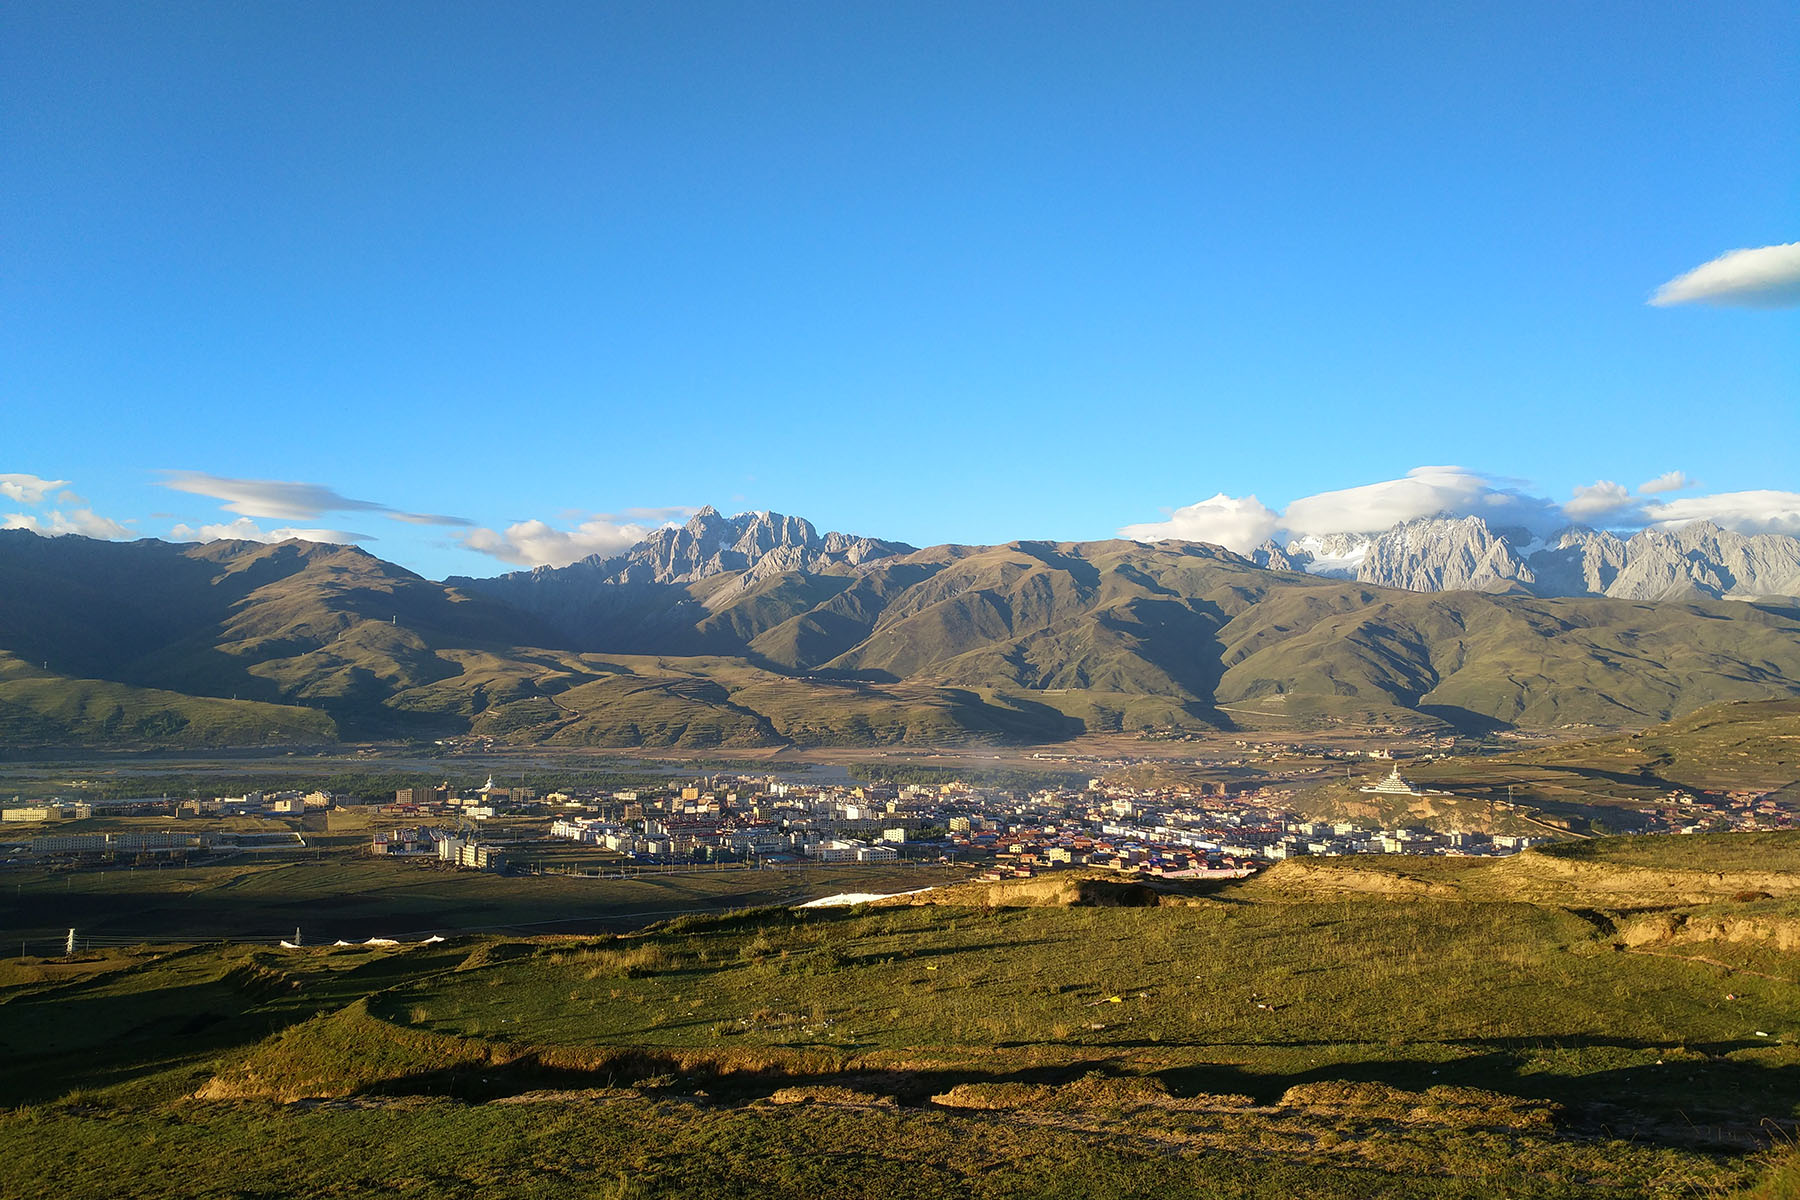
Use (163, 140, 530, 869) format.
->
(0, 531, 559, 740)
(6, 528, 1800, 747)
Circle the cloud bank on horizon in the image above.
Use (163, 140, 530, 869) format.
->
(1650, 242, 1800, 308)
(1121, 466, 1800, 552)
(4, 467, 698, 567)
(8, 466, 1800, 570)
(0, 472, 131, 539)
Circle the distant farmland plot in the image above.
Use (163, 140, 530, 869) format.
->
(0, 855, 963, 947)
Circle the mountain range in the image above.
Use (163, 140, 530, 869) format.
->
(3, 508, 1800, 748)
(1255, 516, 1800, 601)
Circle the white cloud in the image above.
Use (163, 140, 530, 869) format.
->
(1119, 493, 1279, 553)
(0, 473, 71, 504)
(384, 510, 475, 527)
(1563, 480, 1638, 522)
(158, 471, 470, 526)
(0, 473, 132, 539)
(1280, 466, 1562, 537)
(1637, 470, 1693, 496)
(3, 508, 132, 539)
(1650, 242, 1800, 308)
(167, 517, 372, 545)
(1120, 466, 1800, 551)
(461, 516, 672, 567)
(1641, 490, 1800, 537)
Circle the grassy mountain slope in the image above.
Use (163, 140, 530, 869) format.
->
(0, 653, 337, 747)
(1501, 697, 1800, 792)
(702, 540, 1800, 732)
(1214, 588, 1800, 728)
(7, 531, 1800, 747)
(0, 532, 558, 738)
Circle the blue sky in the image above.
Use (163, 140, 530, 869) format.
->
(3, 2, 1796, 577)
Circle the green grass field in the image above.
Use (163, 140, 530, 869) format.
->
(1, 836, 1798, 1197)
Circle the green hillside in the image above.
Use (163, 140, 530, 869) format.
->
(6, 530, 1800, 748)
(456, 537, 1800, 743)
(1504, 698, 1800, 791)
(0, 653, 337, 747)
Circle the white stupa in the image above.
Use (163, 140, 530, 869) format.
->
(1362, 765, 1421, 796)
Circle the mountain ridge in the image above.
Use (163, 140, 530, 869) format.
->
(5, 522, 1800, 748)
(1256, 515, 1800, 601)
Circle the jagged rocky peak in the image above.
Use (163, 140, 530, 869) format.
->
(1250, 540, 1297, 571)
(1357, 515, 1536, 593)
(1262, 513, 1800, 601)
(447, 507, 910, 603)
(563, 507, 916, 587)
(1602, 521, 1800, 601)
(1518, 525, 1625, 596)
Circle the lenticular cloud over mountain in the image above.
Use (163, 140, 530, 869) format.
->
(1122, 468, 1563, 551)
(1641, 490, 1800, 538)
(1279, 467, 1561, 539)
(1123, 468, 1800, 553)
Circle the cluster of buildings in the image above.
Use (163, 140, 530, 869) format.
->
(4, 790, 334, 824)
(935, 774, 1551, 883)
(544, 782, 910, 864)
(1633, 788, 1800, 834)
(3, 800, 95, 823)
(175, 790, 333, 817)
(25, 830, 202, 858)
(364, 778, 532, 868)
(514, 767, 1564, 880)
(5, 789, 335, 863)
(387, 777, 533, 820)
(369, 826, 507, 870)
(16, 755, 1794, 881)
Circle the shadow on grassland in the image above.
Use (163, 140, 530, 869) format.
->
(346, 1031, 1800, 1148)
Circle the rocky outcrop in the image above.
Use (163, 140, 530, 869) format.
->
(1356, 516, 1537, 593)
(577, 506, 912, 586)
(1525, 527, 1630, 596)
(1250, 540, 1297, 572)
(450, 508, 915, 644)
(1596, 522, 1800, 601)
(1277, 517, 1800, 600)
(1281, 532, 1373, 580)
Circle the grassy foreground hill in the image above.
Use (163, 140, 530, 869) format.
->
(8, 529, 1800, 747)
(1, 834, 1798, 1197)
